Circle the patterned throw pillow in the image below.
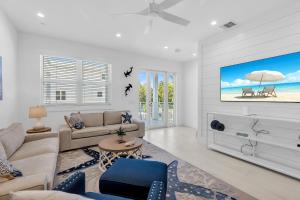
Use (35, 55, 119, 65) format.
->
(0, 158, 22, 183)
(64, 112, 85, 130)
(121, 112, 132, 124)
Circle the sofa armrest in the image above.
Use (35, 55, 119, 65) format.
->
(0, 174, 47, 200)
(53, 171, 85, 196)
(24, 132, 58, 143)
(133, 118, 145, 137)
(147, 181, 165, 200)
(59, 125, 72, 152)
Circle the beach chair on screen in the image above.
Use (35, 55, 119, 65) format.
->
(242, 88, 255, 96)
(257, 86, 277, 97)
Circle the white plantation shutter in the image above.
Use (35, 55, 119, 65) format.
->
(42, 56, 77, 104)
(41, 55, 111, 105)
(82, 60, 111, 104)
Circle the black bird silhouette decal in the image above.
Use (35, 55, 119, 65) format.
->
(124, 66, 133, 78)
(125, 84, 133, 96)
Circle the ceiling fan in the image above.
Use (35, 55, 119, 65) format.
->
(115, 0, 190, 34)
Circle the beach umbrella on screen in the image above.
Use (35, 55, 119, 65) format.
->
(245, 70, 285, 86)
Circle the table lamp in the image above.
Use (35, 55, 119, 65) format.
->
(29, 105, 47, 130)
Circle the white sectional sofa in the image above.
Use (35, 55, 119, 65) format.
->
(0, 123, 59, 200)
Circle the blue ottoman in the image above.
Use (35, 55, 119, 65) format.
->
(99, 158, 168, 200)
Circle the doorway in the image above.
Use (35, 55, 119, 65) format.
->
(138, 70, 176, 129)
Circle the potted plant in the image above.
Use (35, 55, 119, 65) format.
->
(116, 126, 126, 143)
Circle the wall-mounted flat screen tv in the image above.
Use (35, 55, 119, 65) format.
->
(220, 51, 300, 102)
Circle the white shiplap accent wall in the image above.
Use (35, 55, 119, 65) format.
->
(182, 60, 198, 129)
(200, 3, 300, 136)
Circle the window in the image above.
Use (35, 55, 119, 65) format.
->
(56, 91, 66, 101)
(97, 91, 103, 97)
(42, 55, 111, 105)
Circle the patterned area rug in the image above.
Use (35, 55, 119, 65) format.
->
(55, 141, 256, 200)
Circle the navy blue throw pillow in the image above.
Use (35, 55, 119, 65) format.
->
(121, 112, 132, 124)
(74, 122, 84, 130)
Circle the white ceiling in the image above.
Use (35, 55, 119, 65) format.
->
(0, 0, 295, 62)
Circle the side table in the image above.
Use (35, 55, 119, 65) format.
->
(26, 127, 52, 134)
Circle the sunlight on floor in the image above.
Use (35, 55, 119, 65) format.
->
(145, 126, 300, 200)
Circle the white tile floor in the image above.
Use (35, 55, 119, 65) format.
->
(144, 127, 300, 200)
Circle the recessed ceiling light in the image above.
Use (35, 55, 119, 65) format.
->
(115, 33, 122, 38)
(164, 46, 169, 49)
(211, 20, 217, 26)
(192, 53, 197, 57)
(37, 12, 45, 18)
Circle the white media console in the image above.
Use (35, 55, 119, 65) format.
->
(207, 112, 300, 179)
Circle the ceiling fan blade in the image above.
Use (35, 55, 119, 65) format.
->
(159, 0, 183, 10)
(158, 11, 190, 26)
(112, 8, 149, 16)
(138, 8, 150, 15)
(144, 18, 153, 34)
(111, 12, 141, 16)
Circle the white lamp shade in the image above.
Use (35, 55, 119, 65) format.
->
(29, 106, 47, 118)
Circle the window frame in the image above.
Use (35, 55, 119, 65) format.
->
(40, 55, 112, 106)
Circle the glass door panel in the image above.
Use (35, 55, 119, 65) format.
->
(168, 73, 176, 126)
(150, 72, 165, 128)
(138, 71, 147, 123)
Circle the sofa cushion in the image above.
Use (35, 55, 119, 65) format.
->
(0, 123, 25, 158)
(105, 124, 138, 134)
(10, 190, 92, 200)
(9, 138, 59, 161)
(0, 174, 47, 199)
(72, 127, 109, 139)
(10, 153, 57, 190)
(0, 141, 7, 160)
(10, 153, 57, 177)
(103, 111, 123, 126)
(99, 158, 168, 200)
(81, 113, 104, 127)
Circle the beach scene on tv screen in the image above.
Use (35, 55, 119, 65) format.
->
(221, 52, 300, 102)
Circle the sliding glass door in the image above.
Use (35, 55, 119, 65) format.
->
(138, 70, 176, 129)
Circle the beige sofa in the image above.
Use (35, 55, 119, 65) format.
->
(0, 123, 59, 200)
(59, 111, 145, 152)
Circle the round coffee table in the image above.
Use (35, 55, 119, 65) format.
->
(98, 135, 143, 171)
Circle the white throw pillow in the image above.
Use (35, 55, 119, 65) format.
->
(0, 123, 25, 158)
(9, 191, 93, 200)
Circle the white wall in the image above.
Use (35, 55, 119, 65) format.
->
(199, 3, 300, 135)
(182, 60, 198, 129)
(18, 33, 183, 130)
(0, 10, 18, 128)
